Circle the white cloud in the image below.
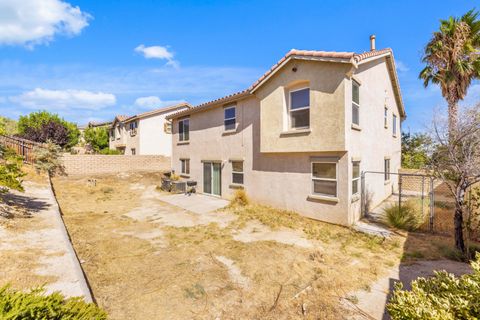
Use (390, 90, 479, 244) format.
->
(134, 44, 178, 67)
(134, 96, 185, 109)
(0, 0, 91, 47)
(10, 88, 116, 110)
(395, 60, 409, 73)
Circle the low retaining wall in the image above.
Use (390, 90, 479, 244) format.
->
(61, 154, 171, 176)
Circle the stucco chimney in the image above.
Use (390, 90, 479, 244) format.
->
(370, 35, 376, 51)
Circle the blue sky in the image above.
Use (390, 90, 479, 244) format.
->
(0, 0, 478, 131)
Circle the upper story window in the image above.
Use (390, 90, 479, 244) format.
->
(129, 121, 138, 130)
(289, 87, 310, 129)
(384, 108, 388, 128)
(392, 114, 397, 136)
(352, 80, 360, 125)
(179, 118, 190, 142)
(224, 106, 236, 131)
(116, 125, 121, 139)
(312, 161, 337, 198)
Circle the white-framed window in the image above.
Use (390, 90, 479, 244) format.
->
(232, 161, 244, 185)
(312, 162, 337, 197)
(224, 106, 236, 131)
(289, 87, 310, 129)
(392, 114, 397, 136)
(384, 107, 388, 128)
(384, 158, 390, 181)
(352, 80, 360, 125)
(116, 125, 121, 139)
(131, 148, 136, 155)
(352, 161, 360, 195)
(179, 118, 190, 142)
(180, 159, 190, 175)
(129, 121, 138, 130)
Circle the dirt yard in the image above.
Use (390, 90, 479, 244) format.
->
(52, 172, 470, 319)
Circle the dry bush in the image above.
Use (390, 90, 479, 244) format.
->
(384, 200, 426, 231)
(229, 189, 249, 207)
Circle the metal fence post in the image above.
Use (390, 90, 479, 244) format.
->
(361, 172, 365, 217)
(421, 176, 425, 221)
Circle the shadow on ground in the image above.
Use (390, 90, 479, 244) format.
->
(0, 192, 50, 218)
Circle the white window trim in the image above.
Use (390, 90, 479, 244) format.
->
(231, 161, 244, 185)
(352, 80, 360, 126)
(224, 105, 236, 131)
(352, 161, 360, 196)
(311, 161, 338, 198)
(178, 118, 190, 142)
(384, 158, 391, 182)
(180, 158, 190, 175)
(288, 87, 310, 130)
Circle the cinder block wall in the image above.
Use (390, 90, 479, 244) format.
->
(61, 154, 171, 176)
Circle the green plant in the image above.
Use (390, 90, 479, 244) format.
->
(18, 111, 80, 149)
(401, 132, 432, 169)
(0, 284, 107, 319)
(230, 189, 249, 206)
(384, 201, 425, 231)
(33, 141, 65, 177)
(0, 116, 18, 136)
(99, 148, 122, 155)
(84, 127, 109, 152)
(0, 146, 24, 194)
(387, 254, 480, 319)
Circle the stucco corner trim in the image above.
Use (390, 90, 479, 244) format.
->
(229, 184, 244, 190)
(307, 194, 339, 203)
(351, 124, 362, 131)
(280, 129, 311, 137)
(180, 174, 190, 178)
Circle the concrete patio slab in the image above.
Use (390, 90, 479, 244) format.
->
(158, 193, 229, 214)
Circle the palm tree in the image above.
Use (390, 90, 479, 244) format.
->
(420, 9, 480, 135)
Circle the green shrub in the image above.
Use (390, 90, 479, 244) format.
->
(230, 189, 249, 207)
(99, 148, 122, 155)
(0, 285, 107, 319)
(384, 200, 425, 231)
(387, 254, 480, 319)
(33, 141, 65, 177)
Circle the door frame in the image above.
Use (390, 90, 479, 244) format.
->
(202, 160, 222, 197)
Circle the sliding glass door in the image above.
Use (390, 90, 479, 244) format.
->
(203, 162, 221, 196)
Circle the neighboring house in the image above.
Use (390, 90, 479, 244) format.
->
(166, 36, 405, 225)
(109, 103, 191, 156)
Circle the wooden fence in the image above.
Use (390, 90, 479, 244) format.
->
(0, 134, 44, 164)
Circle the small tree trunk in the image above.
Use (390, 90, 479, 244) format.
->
(454, 204, 466, 254)
(454, 185, 466, 255)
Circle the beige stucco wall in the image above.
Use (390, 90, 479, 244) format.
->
(171, 57, 403, 226)
(346, 57, 402, 222)
(172, 95, 352, 225)
(255, 59, 350, 153)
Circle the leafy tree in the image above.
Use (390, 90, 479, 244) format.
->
(401, 132, 432, 169)
(0, 116, 18, 136)
(17, 111, 80, 149)
(387, 254, 480, 319)
(84, 126, 109, 152)
(419, 9, 480, 135)
(0, 146, 24, 194)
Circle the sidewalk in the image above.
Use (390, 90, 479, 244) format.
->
(0, 180, 92, 301)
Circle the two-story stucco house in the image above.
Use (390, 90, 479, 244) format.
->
(167, 37, 405, 225)
(109, 103, 191, 156)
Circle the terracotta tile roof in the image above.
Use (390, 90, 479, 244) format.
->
(115, 115, 130, 121)
(167, 47, 405, 120)
(123, 102, 191, 122)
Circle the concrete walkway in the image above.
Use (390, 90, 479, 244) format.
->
(0, 181, 92, 301)
(158, 193, 229, 214)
